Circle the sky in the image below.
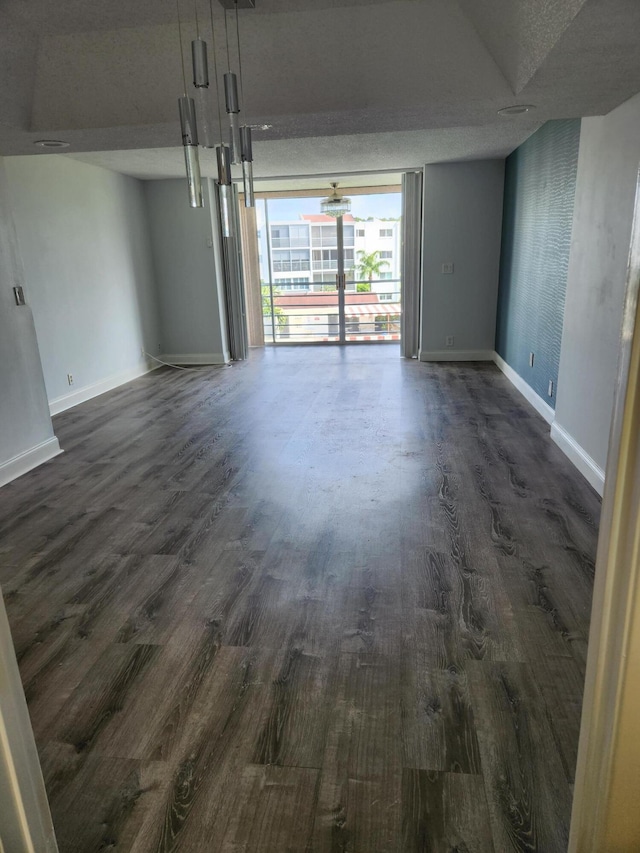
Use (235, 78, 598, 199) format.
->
(263, 192, 402, 222)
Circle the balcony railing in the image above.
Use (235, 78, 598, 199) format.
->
(272, 260, 311, 272)
(271, 238, 310, 249)
(263, 279, 402, 343)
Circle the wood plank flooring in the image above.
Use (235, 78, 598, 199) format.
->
(0, 345, 600, 852)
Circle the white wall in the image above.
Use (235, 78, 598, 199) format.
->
(144, 179, 229, 363)
(4, 155, 161, 413)
(555, 93, 640, 474)
(420, 160, 504, 359)
(0, 158, 59, 487)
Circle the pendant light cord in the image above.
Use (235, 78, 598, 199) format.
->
(176, 0, 188, 94)
(235, 1, 245, 105)
(194, 0, 200, 37)
(224, 8, 231, 71)
(209, 0, 224, 143)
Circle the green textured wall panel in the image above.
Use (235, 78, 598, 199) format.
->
(496, 119, 581, 408)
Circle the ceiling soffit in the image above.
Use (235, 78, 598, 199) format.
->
(29, 2, 509, 134)
(0, 0, 638, 161)
(457, 0, 589, 94)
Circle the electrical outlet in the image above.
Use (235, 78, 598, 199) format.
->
(13, 286, 25, 306)
(548, 380, 554, 397)
(67, 374, 74, 386)
(445, 335, 455, 347)
(441, 262, 454, 275)
(529, 352, 535, 367)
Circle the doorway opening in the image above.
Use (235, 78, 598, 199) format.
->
(251, 184, 402, 345)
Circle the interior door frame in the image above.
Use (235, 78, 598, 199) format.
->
(569, 165, 640, 850)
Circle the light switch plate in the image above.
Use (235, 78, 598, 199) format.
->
(13, 286, 25, 306)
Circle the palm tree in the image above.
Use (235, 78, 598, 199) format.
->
(355, 250, 390, 292)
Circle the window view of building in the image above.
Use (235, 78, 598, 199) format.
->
(261, 216, 399, 292)
(257, 192, 402, 343)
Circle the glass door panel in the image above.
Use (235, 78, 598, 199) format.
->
(257, 188, 402, 344)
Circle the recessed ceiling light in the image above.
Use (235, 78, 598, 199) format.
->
(249, 124, 272, 131)
(34, 139, 70, 148)
(497, 105, 536, 116)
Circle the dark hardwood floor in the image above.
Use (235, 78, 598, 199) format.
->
(0, 345, 600, 852)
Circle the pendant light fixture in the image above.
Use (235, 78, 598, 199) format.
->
(179, 96, 204, 208)
(191, 37, 209, 88)
(240, 124, 254, 208)
(321, 182, 351, 218)
(216, 143, 233, 237)
(223, 6, 242, 164)
(224, 71, 242, 165)
(176, 0, 260, 213)
(232, 1, 255, 206)
(177, 0, 204, 207)
(190, 2, 217, 149)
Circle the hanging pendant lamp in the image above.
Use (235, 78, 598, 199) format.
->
(179, 96, 204, 208)
(224, 71, 242, 165)
(176, 0, 204, 208)
(240, 124, 254, 208)
(216, 143, 233, 236)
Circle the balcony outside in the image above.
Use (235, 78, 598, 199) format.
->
(257, 192, 402, 344)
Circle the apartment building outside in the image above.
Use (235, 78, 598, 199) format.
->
(258, 213, 401, 296)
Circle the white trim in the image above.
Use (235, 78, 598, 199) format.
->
(49, 360, 159, 416)
(419, 349, 494, 362)
(492, 351, 605, 493)
(492, 351, 555, 424)
(160, 353, 230, 365)
(0, 437, 62, 489)
(568, 164, 640, 850)
(0, 596, 59, 851)
(550, 421, 605, 496)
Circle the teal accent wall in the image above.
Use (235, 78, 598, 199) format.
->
(496, 119, 581, 407)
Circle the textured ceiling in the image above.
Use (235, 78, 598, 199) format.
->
(1, 0, 639, 175)
(63, 123, 541, 180)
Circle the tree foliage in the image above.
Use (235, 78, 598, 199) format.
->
(355, 250, 390, 283)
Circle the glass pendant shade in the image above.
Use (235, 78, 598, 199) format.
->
(194, 87, 216, 148)
(224, 72, 242, 165)
(321, 182, 351, 218)
(240, 125, 254, 208)
(216, 144, 233, 237)
(179, 96, 199, 146)
(183, 145, 203, 208)
(242, 160, 254, 208)
(216, 143, 232, 186)
(179, 96, 203, 208)
(219, 184, 232, 237)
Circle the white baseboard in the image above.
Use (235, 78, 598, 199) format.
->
(160, 353, 230, 366)
(419, 349, 495, 362)
(492, 351, 555, 425)
(49, 359, 159, 416)
(550, 421, 605, 496)
(492, 352, 605, 495)
(0, 437, 62, 488)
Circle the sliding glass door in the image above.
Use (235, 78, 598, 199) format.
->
(256, 187, 402, 344)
